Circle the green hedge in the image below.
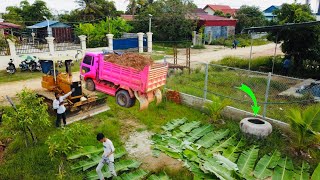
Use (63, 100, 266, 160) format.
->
(210, 34, 269, 47)
(215, 56, 284, 73)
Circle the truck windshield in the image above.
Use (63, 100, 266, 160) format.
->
(83, 55, 93, 65)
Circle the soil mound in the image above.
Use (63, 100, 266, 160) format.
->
(104, 53, 153, 71)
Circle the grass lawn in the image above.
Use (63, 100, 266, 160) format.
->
(0, 97, 209, 179)
(0, 94, 319, 179)
(0, 61, 81, 84)
(166, 68, 312, 123)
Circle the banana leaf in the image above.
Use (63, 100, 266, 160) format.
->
(294, 161, 310, 180)
(237, 146, 259, 178)
(202, 158, 236, 180)
(253, 150, 281, 179)
(209, 133, 237, 154)
(86, 159, 141, 180)
(119, 169, 149, 180)
(196, 129, 230, 148)
(222, 138, 245, 163)
(154, 145, 183, 159)
(272, 157, 294, 180)
(162, 118, 187, 131)
(184, 125, 214, 143)
(72, 148, 127, 171)
(311, 163, 320, 180)
(67, 146, 103, 160)
(183, 148, 201, 163)
(184, 160, 215, 180)
(114, 147, 127, 159)
(167, 137, 183, 150)
(115, 160, 141, 172)
(172, 130, 187, 138)
(179, 121, 201, 133)
(87, 166, 112, 180)
(148, 172, 171, 180)
(213, 154, 239, 171)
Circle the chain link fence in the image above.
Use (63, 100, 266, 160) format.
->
(166, 62, 317, 123)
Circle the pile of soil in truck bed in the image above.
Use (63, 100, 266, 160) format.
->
(104, 53, 153, 71)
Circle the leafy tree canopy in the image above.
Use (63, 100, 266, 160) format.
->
(271, 3, 320, 70)
(3, 0, 52, 26)
(235, 5, 266, 33)
(132, 0, 197, 41)
(59, 0, 120, 23)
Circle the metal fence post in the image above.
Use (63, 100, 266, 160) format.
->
(249, 32, 253, 71)
(204, 63, 209, 100)
(263, 72, 272, 118)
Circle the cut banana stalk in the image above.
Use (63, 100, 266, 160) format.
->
(134, 91, 149, 110)
(154, 89, 162, 105)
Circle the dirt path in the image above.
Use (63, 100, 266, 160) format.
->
(0, 44, 281, 100)
(166, 43, 283, 64)
(0, 72, 80, 105)
(122, 119, 184, 172)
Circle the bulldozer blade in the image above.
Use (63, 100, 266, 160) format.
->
(154, 89, 162, 105)
(134, 91, 149, 111)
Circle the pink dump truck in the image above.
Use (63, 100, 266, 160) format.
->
(80, 52, 168, 110)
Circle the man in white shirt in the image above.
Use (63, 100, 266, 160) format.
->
(96, 133, 117, 179)
(52, 89, 74, 127)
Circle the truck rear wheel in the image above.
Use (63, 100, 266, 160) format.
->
(85, 79, 95, 91)
(116, 90, 136, 108)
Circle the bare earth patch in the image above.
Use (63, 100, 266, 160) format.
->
(124, 130, 184, 172)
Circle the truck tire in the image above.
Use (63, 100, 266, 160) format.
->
(85, 79, 95, 91)
(116, 90, 135, 108)
(240, 118, 272, 138)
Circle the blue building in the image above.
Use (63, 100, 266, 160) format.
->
(263, 5, 280, 21)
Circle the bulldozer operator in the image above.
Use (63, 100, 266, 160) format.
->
(53, 88, 75, 127)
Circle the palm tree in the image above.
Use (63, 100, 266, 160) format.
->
(75, 0, 105, 18)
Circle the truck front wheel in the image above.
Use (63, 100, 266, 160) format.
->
(85, 79, 95, 91)
(116, 90, 136, 108)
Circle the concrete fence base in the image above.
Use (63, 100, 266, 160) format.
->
(175, 91, 291, 134)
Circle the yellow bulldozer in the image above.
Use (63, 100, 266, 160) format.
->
(37, 55, 105, 114)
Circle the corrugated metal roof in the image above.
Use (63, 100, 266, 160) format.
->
(0, 22, 21, 29)
(27, 20, 70, 29)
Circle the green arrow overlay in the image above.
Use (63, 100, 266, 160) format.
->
(237, 84, 260, 116)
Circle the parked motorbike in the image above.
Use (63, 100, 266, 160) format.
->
(19, 58, 41, 72)
(6, 59, 16, 74)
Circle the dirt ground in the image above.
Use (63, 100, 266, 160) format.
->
(122, 119, 184, 172)
(169, 43, 283, 64)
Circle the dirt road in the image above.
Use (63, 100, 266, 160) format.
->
(167, 43, 282, 64)
(0, 72, 80, 105)
(0, 43, 282, 102)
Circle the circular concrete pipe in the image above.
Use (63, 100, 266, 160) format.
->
(240, 117, 272, 138)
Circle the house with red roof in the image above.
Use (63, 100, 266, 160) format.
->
(203, 5, 238, 17)
(190, 8, 237, 41)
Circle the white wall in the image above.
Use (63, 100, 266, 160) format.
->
(204, 7, 215, 15)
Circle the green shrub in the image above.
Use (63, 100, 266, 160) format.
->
(75, 17, 132, 48)
(216, 56, 283, 72)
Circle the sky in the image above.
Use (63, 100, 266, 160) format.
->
(0, 0, 319, 14)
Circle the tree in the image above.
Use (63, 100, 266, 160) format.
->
(75, 17, 132, 47)
(3, 0, 52, 26)
(270, 3, 320, 71)
(133, 0, 196, 41)
(235, 5, 266, 33)
(75, 0, 118, 20)
(214, 10, 225, 17)
(2, 89, 50, 147)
